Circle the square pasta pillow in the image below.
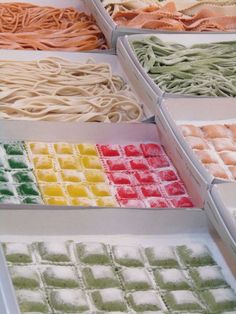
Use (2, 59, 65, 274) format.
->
(10, 266, 40, 289)
(120, 268, 153, 291)
(177, 244, 215, 267)
(76, 242, 110, 265)
(112, 245, 144, 267)
(36, 242, 71, 264)
(201, 288, 236, 312)
(49, 289, 89, 313)
(82, 265, 120, 289)
(189, 266, 227, 289)
(91, 288, 127, 312)
(3, 243, 32, 264)
(154, 268, 191, 290)
(16, 290, 50, 313)
(41, 266, 79, 288)
(128, 291, 164, 312)
(145, 246, 178, 267)
(164, 290, 205, 311)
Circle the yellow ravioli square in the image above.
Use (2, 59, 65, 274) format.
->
(66, 184, 90, 198)
(36, 170, 58, 183)
(41, 184, 65, 197)
(33, 156, 54, 170)
(71, 198, 95, 207)
(76, 144, 98, 156)
(82, 156, 103, 170)
(45, 197, 68, 206)
(90, 184, 112, 197)
(84, 170, 106, 183)
(61, 170, 84, 183)
(54, 143, 74, 155)
(57, 156, 81, 170)
(96, 197, 118, 208)
(28, 142, 50, 155)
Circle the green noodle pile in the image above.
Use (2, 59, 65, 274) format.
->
(131, 36, 236, 97)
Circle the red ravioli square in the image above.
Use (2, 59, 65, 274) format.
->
(140, 185, 162, 198)
(123, 145, 142, 157)
(116, 186, 138, 199)
(171, 197, 194, 208)
(147, 156, 170, 169)
(165, 182, 185, 196)
(109, 172, 132, 185)
(129, 158, 149, 171)
(159, 170, 178, 182)
(120, 199, 145, 208)
(105, 159, 128, 171)
(146, 198, 169, 208)
(134, 171, 155, 184)
(141, 143, 163, 157)
(99, 145, 120, 157)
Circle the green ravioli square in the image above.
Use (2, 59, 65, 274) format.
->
(201, 288, 236, 312)
(164, 290, 204, 311)
(10, 266, 40, 289)
(177, 244, 215, 267)
(0, 184, 15, 196)
(22, 197, 43, 205)
(82, 266, 119, 289)
(3, 143, 25, 155)
(17, 183, 40, 196)
(76, 242, 110, 265)
(3, 243, 32, 264)
(42, 266, 79, 288)
(37, 242, 71, 264)
(0, 170, 10, 182)
(17, 290, 49, 313)
(91, 288, 127, 312)
(49, 289, 89, 313)
(128, 291, 163, 312)
(8, 157, 29, 169)
(12, 171, 35, 183)
(145, 246, 178, 267)
(190, 266, 227, 289)
(154, 268, 191, 290)
(112, 245, 144, 267)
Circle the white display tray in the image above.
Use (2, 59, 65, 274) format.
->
(0, 211, 236, 314)
(118, 33, 236, 104)
(81, 0, 229, 48)
(0, 119, 204, 210)
(205, 183, 236, 260)
(0, 49, 153, 120)
(160, 97, 236, 185)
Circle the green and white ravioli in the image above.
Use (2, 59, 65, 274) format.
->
(16, 289, 50, 313)
(10, 266, 40, 289)
(91, 288, 127, 311)
(128, 291, 163, 312)
(189, 265, 227, 289)
(120, 268, 153, 291)
(3, 243, 32, 264)
(154, 268, 191, 290)
(41, 266, 79, 288)
(164, 290, 204, 311)
(82, 265, 119, 289)
(145, 246, 178, 267)
(112, 245, 144, 267)
(177, 244, 215, 267)
(201, 288, 236, 312)
(49, 289, 89, 313)
(36, 242, 71, 264)
(76, 242, 110, 265)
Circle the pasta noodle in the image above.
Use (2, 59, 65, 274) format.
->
(0, 2, 107, 51)
(0, 57, 143, 122)
(132, 36, 236, 97)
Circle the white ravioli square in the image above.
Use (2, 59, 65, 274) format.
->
(201, 288, 236, 311)
(154, 268, 190, 290)
(17, 289, 49, 313)
(41, 266, 79, 288)
(164, 290, 204, 311)
(83, 265, 119, 289)
(128, 291, 163, 312)
(92, 288, 127, 311)
(113, 245, 144, 267)
(10, 266, 40, 289)
(76, 242, 110, 265)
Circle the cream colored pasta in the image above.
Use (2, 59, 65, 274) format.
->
(0, 57, 143, 122)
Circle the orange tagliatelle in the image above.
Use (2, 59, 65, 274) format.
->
(0, 2, 107, 51)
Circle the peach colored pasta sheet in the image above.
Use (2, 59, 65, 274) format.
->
(0, 2, 107, 51)
(110, 2, 236, 31)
